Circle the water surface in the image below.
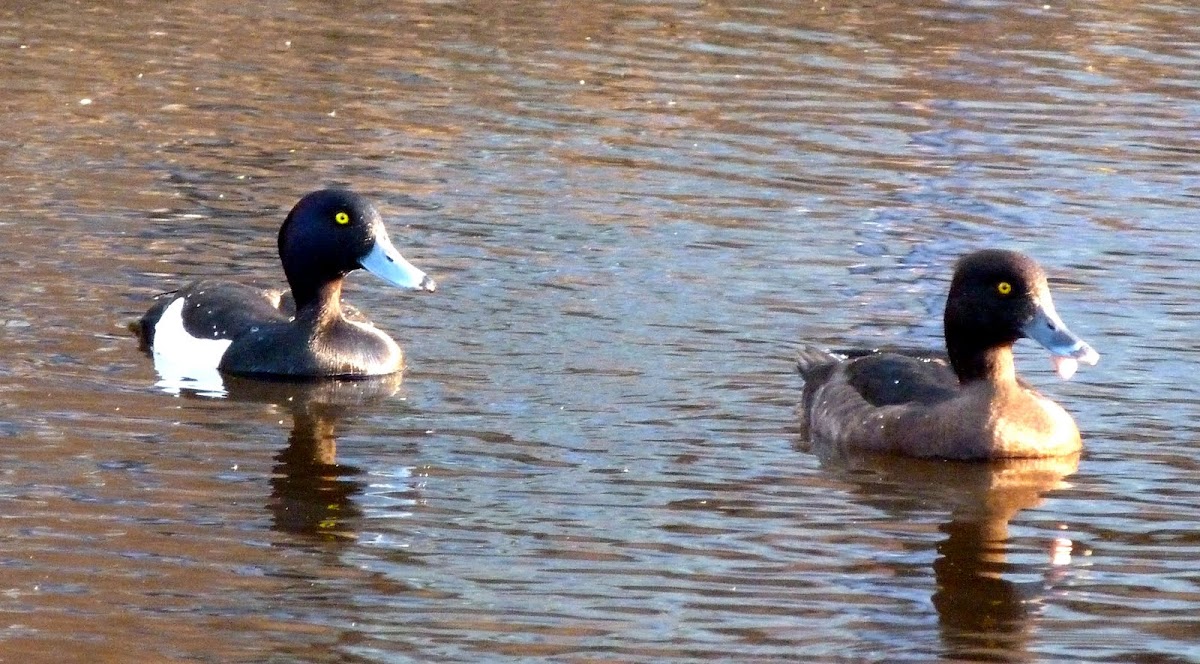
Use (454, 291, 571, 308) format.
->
(2, 0, 1199, 661)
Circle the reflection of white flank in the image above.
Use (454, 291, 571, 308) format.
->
(151, 298, 232, 396)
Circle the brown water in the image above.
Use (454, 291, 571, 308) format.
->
(2, 0, 1199, 661)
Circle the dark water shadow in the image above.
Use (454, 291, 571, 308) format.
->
(815, 447, 1080, 662)
(219, 375, 406, 543)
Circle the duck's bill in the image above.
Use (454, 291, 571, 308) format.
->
(1022, 300, 1099, 380)
(360, 234, 436, 292)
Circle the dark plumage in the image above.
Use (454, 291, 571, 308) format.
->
(797, 249, 1098, 460)
(137, 189, 436, 379)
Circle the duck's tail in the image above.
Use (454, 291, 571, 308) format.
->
(795, 344, 841, 383)
(129, 289, 181, 351)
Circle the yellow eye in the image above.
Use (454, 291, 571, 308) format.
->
(334, 211, 350, 225)
(997, 281, 1012, 295)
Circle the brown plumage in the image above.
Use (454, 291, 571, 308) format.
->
(797, 249, 1098, 460)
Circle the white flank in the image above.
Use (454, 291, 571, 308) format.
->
(151, 298, 233, 396)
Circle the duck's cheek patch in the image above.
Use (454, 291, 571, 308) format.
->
(151, 298, 233, 377)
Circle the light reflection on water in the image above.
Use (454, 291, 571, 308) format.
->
(0, 0, 1198, 661)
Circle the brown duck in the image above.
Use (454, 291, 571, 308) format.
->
(797, 249, 1099, 460)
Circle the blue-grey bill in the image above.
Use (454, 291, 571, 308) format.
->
(1022, 299, 1099, 380)
(360, 235, 436, 292)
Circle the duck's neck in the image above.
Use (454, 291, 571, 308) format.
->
(948, 342, 1017, 385)
(292, 279, 344, 323)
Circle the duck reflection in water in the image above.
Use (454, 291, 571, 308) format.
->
(220, 375, 416, 542)
(815, 448, 1080, 661)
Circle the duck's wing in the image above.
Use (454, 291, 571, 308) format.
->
(798, 345, 956, 405)
(136, 280, 288, 348)
(797, 345, 961, 453)
(841, 352, 958, 407)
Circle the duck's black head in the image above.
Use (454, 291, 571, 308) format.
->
(278, 189, 436, 309)
(943, 249, 1097, 383)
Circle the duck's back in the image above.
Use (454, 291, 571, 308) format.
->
(840, 352, 958, 407)
(138, 280, 288, 349)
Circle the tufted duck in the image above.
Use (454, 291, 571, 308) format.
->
(796, 249, 1098, 460)
(137, 189, 435, 379)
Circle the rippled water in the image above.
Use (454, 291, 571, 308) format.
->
(2, 0, 1199, 661)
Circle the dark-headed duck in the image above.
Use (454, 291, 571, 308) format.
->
(796, 249, 1098, 460)
(136, 189, 436, 379)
